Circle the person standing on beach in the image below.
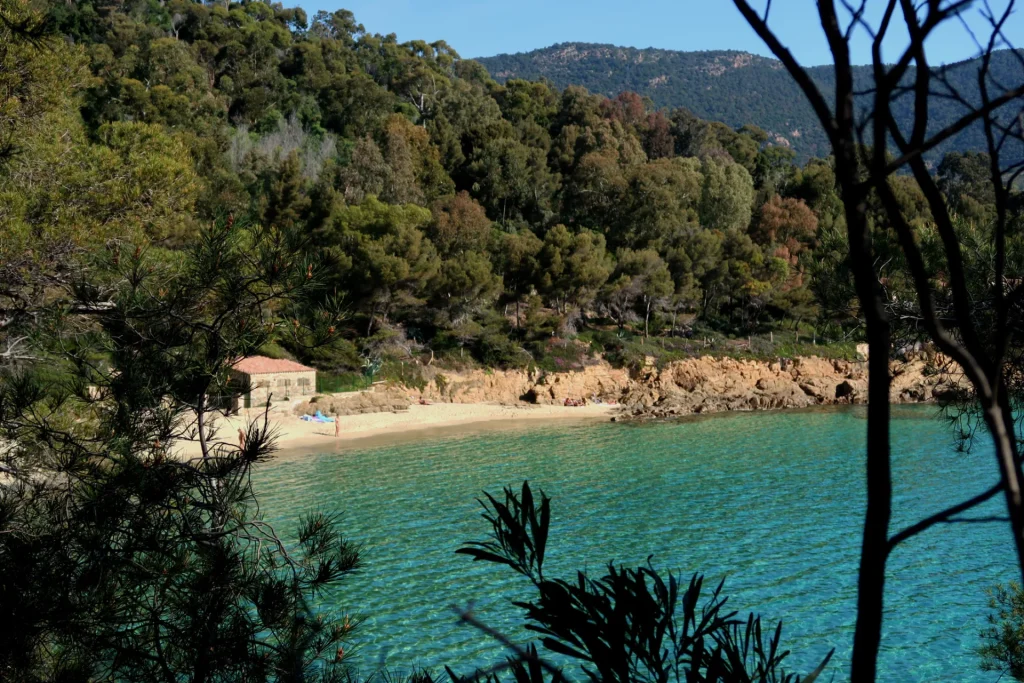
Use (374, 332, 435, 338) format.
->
(238, 428, 246, 450)
(335, 414, 340, 438)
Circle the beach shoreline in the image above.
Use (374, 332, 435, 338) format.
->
(169, 351, 960, 459)
(172, 401, 615, 458)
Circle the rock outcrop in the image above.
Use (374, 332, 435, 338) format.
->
(412, 362, 632, 406)
(617, 355, 961, 419)
(294, 388, 411, 417)
(303, 354, 961, 421)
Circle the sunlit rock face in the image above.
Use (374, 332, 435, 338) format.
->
(385, 354, 958, 419)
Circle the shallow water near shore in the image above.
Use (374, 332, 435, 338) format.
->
(254, 405, 1016, 681)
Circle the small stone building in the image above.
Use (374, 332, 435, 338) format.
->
(230, 356, 316, 409)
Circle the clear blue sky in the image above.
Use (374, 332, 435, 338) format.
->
(298, 1, 1022, 66)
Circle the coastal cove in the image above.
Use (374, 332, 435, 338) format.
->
(254, 406, 1015, 681)
(173, 353, 958, 458)
(4, 0, 1024, 679)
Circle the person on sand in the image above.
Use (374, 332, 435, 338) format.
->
(238, 428, 246, 450)
(334, 414, 340, 438)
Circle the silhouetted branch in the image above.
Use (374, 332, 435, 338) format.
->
(451, 604, 567, 683)
(888, 483, 1003, 549)
(734, 2, 1024, 680)
(882, 84, 1024, 176)
(731, 1, 836, 145)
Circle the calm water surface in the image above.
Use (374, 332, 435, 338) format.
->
(255, 407, 1016, 681)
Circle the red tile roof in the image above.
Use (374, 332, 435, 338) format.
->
(232, 356, 315, 375)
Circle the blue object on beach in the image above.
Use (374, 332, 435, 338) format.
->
(300, 412, 335, 423)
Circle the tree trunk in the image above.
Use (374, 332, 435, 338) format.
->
(990, 390, 1024, 574)
(844, 189, 892, 683)
(851, 312, 891, 683)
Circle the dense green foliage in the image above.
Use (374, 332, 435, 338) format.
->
(980, 582, 1024, 680)
(0, 0, 1018, 382)
(3, 0, 879, 377)
(477, 43, 1024, 162)
(0, 219, 361, 682)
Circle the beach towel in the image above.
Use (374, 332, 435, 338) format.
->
(301, 411, 336, 423)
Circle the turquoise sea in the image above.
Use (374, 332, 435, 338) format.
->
(254, 406, 1018, 681)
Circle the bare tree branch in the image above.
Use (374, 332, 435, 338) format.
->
(451, 604, 568, 683)
(888, 482, 1003, 549)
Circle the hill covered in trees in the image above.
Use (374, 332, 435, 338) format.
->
(0, 0, 1013, 385)
(4, 3, 1024, 681)
(477, 43, 1024, 161)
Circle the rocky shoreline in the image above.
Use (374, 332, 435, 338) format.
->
(403, 354, 962, 421)
(297, 354, 961, 422)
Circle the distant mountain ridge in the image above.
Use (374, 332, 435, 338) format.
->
(477, 42, 1024, 161)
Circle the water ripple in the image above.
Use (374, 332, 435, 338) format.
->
(255, 407, 1014, 681)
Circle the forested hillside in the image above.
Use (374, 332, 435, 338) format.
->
(478, 43, 1024, 161)
(1, 1, 1013, 382)
(7, 3, 1024, 681)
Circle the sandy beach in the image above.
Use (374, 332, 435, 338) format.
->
(173, 401, 615, 457)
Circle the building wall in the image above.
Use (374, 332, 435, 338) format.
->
(232, 370, 316, 409)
